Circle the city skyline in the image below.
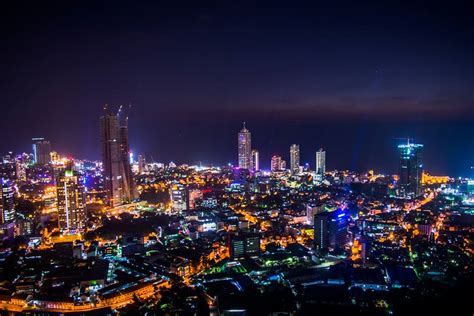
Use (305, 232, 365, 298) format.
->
(0, 2, 472, 314)
(0, 117, 467, 177)
(1, 2, 473, 176)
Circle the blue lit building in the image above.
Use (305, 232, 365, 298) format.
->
(398, 142, 424, 198)
(314, 210, 348, 250)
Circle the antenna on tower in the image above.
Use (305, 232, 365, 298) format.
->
(117, 104, 123, 116)
(125, 103, 132, 123)
(103, 103, 108, 113)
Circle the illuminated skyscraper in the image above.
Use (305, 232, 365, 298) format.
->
(56, 169, 86, 231)
(398, 141, 424, 197)
(15, 156, 27, 181)
(251, 149, 259, 171)
(32, 138, 51, 165)
(315, 148, 326, 176)
(290, 144, 300, 175)
(238, 123, 252, 169)
(271, 155, 282, 172)
(100, 106, 136, 207)
(0, 181, 15, 224)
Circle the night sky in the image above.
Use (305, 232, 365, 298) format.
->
(1, 1, 473, 176)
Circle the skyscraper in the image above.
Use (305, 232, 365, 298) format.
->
(315, 148, 326, 176)
(32, 138, 51, 165)
(100, 106, 136, 207)
(56, 169, 86, 231)
(290, 144, 300, 175)
(398, 141, 424, 197)
(271, 155, 282, 172)
(238, 123, 252, 169)
(15, 155, 27, 181)
(251, 149, 259, 171)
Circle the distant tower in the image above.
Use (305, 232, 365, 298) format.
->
(398, 140, 424, 197)
(32, 138, 52, 165)
(100, 105, 136, 207)
(271, 155, 282, 172)
(15, 155, 27, 181)
(238, 123, 252, 169)
(315, 148, 326, 176)
(138, 154, 146, 175)
(290, 144, 300, 175)
(251, 150, 260, 172)
(56, 169, 86, 231)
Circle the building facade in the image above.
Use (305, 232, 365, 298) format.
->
(314, 210, 348, 250)
(398, 142, 423, 197)
(32, 138, 51, 165)
(290, 144, 300, 175)
(56, 170, 86, 231)
(315, 148, 326, 176)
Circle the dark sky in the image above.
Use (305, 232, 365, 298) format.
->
(1, 1, 473, 176)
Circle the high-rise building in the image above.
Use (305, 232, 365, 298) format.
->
(314, 210, 348, 250)
(315, 148, 326, 176)
(56, 169, 86, 231)
(271, 155, 282, 172)
(100, 107, 136, 207)
(0, 181, 15, 224)
(290, 144, 300, 175)
(398, 141, 424, 197)
(15, 156, 27, 181)
(238, 123, 252, 169)
(32, 138, 51, 165)
(251, 149, 259, 171)
(138, 154, 146, 175)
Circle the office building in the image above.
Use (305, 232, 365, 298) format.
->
(15, 156, 27, 181)
(314, 210, 348, 250)
(100, 107, 136, 207)
(398, 141, 424, 197)
(170, 183, 187, 212)
(0, 181, 15, 224)
(315, 148, 326, 176)
(229, 234, 260, 260)
(32, 138, 51, 165)
(290, 144, 300, 175)
(271, 155, 282, 172)
(56, 169, 86, 231)
(251, 149, 259, 171)
(238, 123, 252, 169)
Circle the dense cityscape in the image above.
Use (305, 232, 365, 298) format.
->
(0, 107, 472, 315)
(2, 1, 474, 315)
